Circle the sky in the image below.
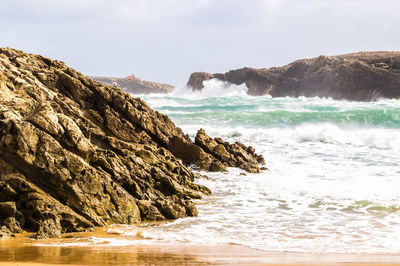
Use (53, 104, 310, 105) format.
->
(1, 0, 399, 85)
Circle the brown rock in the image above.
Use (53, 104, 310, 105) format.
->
(3, 217, 23, 233)
(33, 218, 62, 239)
(0, 225, 12, 239)
(136, 200, 165, 221)
(187, 52, 400, 101)
(167, 135, 227, 172)
(0, 47, 264, 239)
(0, 202, 16, 218)
(0, 184, 17, 200)
(157, 200, 187, 220)
(195, 128, 265, 173)
(186, 72, 214, 91)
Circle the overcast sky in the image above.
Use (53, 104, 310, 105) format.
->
(1, 0, 399, 85)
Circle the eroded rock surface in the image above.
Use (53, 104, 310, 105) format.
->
(0, 48, 264, 238)
(195, 129, 265, 173)
(187, 52, 400, 101)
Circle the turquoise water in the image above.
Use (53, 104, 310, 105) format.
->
(142, 85, 400, 151)
(150, 94, 400, 128)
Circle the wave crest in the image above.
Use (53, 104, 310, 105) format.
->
(173, 79, 248, 98)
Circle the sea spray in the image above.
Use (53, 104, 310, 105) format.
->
(171, 78, 249, 98)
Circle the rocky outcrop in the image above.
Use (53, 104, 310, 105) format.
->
(187, 72, 214, 92)
(92, 76, 174, 94)
(187, 52, 400, 101)
(0, 48, 264, 238)
(195, 129, 265, 173)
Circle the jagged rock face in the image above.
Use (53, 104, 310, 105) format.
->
(91, 76, 174, 94)
(195, 129, 265, 173)
(0, 48, 264, 238)
(187, 52, 400, 101)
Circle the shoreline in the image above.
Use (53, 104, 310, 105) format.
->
(1, 231, 400, 265)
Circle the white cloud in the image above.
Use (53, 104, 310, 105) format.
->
(262, 0, 283, 11)
(0, 0, 399, 85)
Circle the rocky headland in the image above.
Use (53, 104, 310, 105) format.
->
(187, 52, 400, 101)
(91, 76, 174, 94)
(0, 48, 264, 239)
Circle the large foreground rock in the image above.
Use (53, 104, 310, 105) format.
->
(187, 52, 400, 101)
(0, 48, 264, 238)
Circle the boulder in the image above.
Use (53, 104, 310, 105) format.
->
(0, 226, 12, 240)
(3, 217, 23, 233)
(0, 202, 16, 218)
(195, 128, 265, 173)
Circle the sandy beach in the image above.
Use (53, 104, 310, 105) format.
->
(1, 263, 400, 266)
(1, 230, 400, 266)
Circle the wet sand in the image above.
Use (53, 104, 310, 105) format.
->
(1, 229, 400, 265)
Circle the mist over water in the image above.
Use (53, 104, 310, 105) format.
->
(44, 80, 400, 253)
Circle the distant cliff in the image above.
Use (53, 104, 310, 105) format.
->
(92, 76, 174, 94)
(187, 52, 400, 101)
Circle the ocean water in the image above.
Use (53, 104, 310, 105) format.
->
(48, 80, 400, 253)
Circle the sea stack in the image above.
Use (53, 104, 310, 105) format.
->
(0, 48, 264, 239)
(187, 52, 400, 101)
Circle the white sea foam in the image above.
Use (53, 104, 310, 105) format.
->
(121, 163, 400, 253)
(178, 123, 400, 151)
(34, 236, 169, 247)
(171, 79, 249, 98)
(133, 90, 400, 253)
